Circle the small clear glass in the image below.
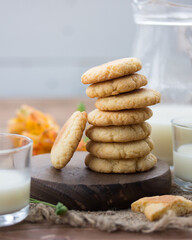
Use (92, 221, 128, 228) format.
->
(172, 117, 192, 192)
(0, 133, 32, 227)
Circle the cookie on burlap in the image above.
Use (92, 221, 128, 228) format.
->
(81, 58, 142, 84)
(86, 122, 151, 143)
(51, 111, 87, 169)
(86, 74, 147, 98)
(131, 195, 192, 221)
(88, 108, 153, 126)
(95, 88, 161, 111)
(85, 153, 157, 173)
(86, 137, 154, 159)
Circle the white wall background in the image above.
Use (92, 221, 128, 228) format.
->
(0, 0, 136, 98)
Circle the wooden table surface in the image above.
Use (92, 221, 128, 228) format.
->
(0, 98, 192, 240)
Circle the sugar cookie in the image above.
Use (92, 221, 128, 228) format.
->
(86, 137, 154, 159)
(86, 122, 151, 142)
(88, 108, 153, 126)
(85, 153, 157, 173)
(86, 74, 147, 98)
(81, 58, 142, 84)
(51, 111, 87, 169)
(95, 88, 161, 111)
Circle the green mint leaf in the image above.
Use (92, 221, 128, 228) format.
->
(83, 136, 89, 143)
(56, 202, 68, 215)
(77, 103, 86, 112)
(30, 198, 68, 215)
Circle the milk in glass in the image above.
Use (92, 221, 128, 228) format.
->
(174, 144, 192, 182)
(0, 170, 30, 214)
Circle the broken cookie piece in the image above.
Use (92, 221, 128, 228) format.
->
(131, 195, 192, 221)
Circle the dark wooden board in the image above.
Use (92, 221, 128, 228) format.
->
(31, 152, 171, 211)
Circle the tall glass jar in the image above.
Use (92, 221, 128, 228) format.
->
(132, 0, 192, 165)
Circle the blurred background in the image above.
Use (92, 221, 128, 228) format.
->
(0, 0, 135, 98)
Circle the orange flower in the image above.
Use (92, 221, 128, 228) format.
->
(8, 105, 59, 155)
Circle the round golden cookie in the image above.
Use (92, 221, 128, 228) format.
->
(51, 111, 87, 169)
(86, 74, 147, 98)
(81, 58, 142, 84)
(95, 88, 161, 111)
(88, 108, 153, 126)
(86, 122, 151, 143)
(85, 153, 157, 173)
(86, 137, 154, 159)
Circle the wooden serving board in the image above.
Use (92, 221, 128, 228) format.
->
(31, 152, 171, 211)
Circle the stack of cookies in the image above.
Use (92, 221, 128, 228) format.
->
(81, 58, 160, 174)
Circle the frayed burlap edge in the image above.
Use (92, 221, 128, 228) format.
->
(26, 183, 192, 233)
(26, 204, 192, 233)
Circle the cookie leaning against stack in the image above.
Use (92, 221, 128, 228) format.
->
(81, 57, 161, 174)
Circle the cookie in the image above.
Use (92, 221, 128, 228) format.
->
(95, 88, 161, 111)
(86, 74, 147, 98)
(81, 58, 142, 84)
(88, 108, 153, 126)
(85, 153, 157, 173)
(86, 137, 154, 159)
(51, 111, 87, 169)
(131, 195, 192, 221)
(86, 122, 151, 143)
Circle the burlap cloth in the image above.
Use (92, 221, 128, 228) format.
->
(26, 181, 192, 233)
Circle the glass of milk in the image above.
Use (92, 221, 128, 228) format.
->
(149, 105, 192, 166)
(0, 133, 32, 226)
(172, 117, 192, 192)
